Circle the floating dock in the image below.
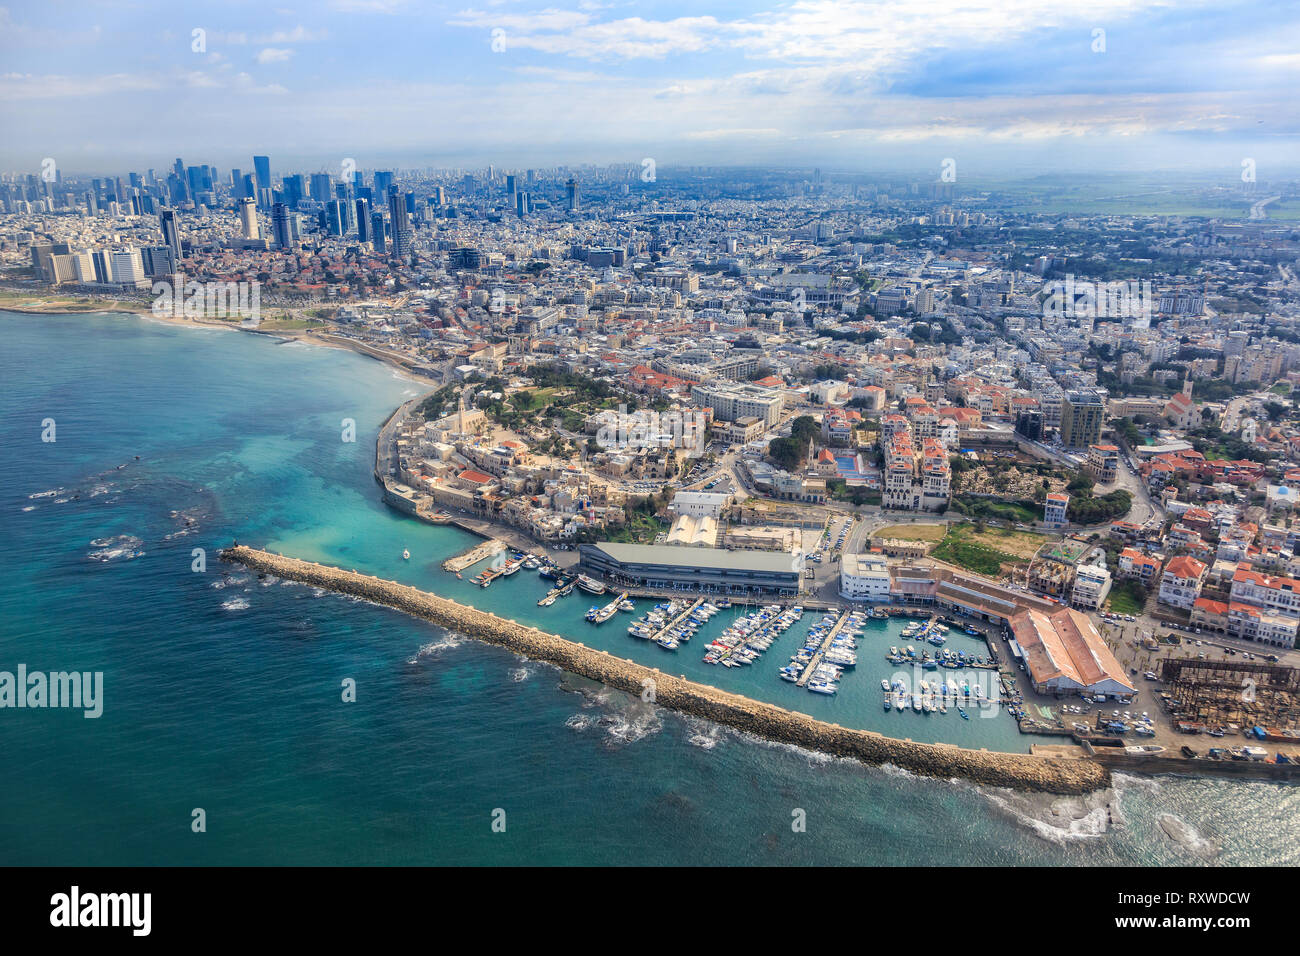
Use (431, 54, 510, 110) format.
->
(588, 592, 629, 624)
(474, 556, 524, 588)
(538, 574, 577, 606)
(646, 597, 705, 644)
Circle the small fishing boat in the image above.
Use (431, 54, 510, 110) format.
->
(402, 549, 410, 560)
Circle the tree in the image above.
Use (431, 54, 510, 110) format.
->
(768, 436, 804, 471)
(1067, 470, 1096, 494)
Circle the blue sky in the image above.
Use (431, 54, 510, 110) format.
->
(1, 0, 1297, 176)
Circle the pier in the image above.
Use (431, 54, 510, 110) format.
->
(797, 609, 853, 687)
(647, 597, 705, 644)
(443, 539, 506, 573)
(474, 556, 523, 588)
(588, 592, 629, 625)
(220, 546, 1112, 795)
(538, 576, 576, 607)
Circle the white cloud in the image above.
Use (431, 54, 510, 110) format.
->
(256, 48, 295, 64)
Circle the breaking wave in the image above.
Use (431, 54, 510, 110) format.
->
(87, 534, 144, 562)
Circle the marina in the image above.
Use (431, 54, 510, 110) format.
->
(627, 597, 710, 650)
(707, 603, 803, 668)
(793, 609, 859, 689)
(418, 543, 1040, 751)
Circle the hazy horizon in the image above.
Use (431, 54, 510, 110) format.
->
(2, 0, 1298, 179)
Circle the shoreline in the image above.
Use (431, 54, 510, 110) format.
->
(221, 544, 1112, 795)
(0, 297, 443, 388)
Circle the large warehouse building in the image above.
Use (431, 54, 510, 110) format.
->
(578, 542, 801, 596)
(1009, 606, 1136, 700)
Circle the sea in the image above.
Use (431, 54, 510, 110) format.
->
(1, 309, 1296, 865)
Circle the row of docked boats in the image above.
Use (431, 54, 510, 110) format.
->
(704, 604, 802, 667)
(585, 592, 634, 624)
(472, 555, 525, 587)
(881, 676, 994, 714)
(627, 599, 721, 650)
(900, 617, 949, 646)
(533, 557, 605, 594)
(776, 610, 868, 695)
(885, 645, 996, 669)
(537, 572, 576, 606)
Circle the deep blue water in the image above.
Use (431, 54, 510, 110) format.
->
(1, 310, 1297, 865)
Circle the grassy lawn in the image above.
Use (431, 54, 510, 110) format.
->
(1107, 581, 1148, 616)
(954, 495, 1040, 523)
(606, 512, 668, 544)
(876, 523, 946, 541)
(931, 522, 1049, 577)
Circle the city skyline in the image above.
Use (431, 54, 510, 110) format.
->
(2, 0, 1299, 173)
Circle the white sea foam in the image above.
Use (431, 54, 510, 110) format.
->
(565, 714, 595, 732)
(686, 719, 724, 750)
(1158, 814, 1219, 857)
(415, 635, 465, 658)
(222, 597, 250, 611)
(976, 784, 1119, 845)
(20, 505, 35, 512)
(87, 534, 144, 562)
(28, 489, 62, 499)
(509, 667, 531, 683)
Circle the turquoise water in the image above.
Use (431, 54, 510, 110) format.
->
(2, 310, 1298, 865)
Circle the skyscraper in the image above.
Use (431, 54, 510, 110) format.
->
(371, 211, 387, 254)
(325, 200, 345, 236)
(238, 198, 260, 240)
(271, 202, 297, 251)
(388, 187, 411, 257)
(356, 199, 371, 244)
(159, 208, 182, 259)
(310, 173, 333, 203)
(253, 156, 271, 196)
(566, 178, 580, 213)
(282, 174, 306, 209)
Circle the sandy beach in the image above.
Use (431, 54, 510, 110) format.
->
(0, 289, 444, 388)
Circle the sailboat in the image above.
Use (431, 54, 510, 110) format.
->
(403, 549, 410, 560)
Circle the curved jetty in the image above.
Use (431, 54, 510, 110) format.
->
(222, 546, 1109, 795)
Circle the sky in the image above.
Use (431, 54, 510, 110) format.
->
(1, 0, 1298, 177)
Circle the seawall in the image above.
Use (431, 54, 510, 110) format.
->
(221, 545, 1111, 795)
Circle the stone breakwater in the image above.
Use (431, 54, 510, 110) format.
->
(223, 546, 1110, 795)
